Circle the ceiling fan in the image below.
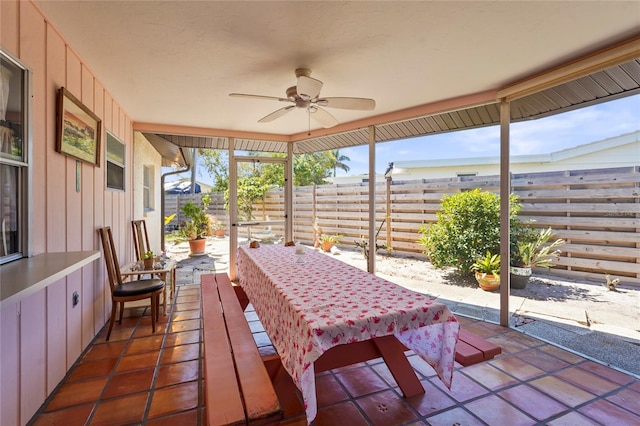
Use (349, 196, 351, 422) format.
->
(229, 68, 375, 129)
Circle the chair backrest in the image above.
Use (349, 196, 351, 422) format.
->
(98, 226, 124, 292)
(131, 220, 151, 261)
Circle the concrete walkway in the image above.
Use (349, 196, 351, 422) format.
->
(423, 288, 640, 378)
(166, 237, 640, 378)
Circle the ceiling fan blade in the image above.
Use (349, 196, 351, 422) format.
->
(258, 105, 295, 123)
(229, 93, 290, 102)
(297, 75, 323, 99)
(319, 97, 376, 110)
(310, 106, 338, 128)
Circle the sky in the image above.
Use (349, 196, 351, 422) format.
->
(173, 94, 639, 184)
(339, 94, 640, 177)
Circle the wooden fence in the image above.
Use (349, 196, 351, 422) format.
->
(165, 192, 228, 227)
(166, 166, 640, 286)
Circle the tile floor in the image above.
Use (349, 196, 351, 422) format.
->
(30, 282, 640, 425)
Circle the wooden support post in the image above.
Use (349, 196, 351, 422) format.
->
(499, 99, 511, 327)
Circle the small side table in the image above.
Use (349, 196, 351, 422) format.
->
(121, 257, 177, 314)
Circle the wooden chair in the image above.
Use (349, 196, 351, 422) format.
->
(98, 226, 165, 341)
(131, 219, 176, 300)
(131, 219, 151, 261)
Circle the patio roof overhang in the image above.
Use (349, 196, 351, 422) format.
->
(34, 1, 639, 155)
(139, 37, 639, 328)
(136, 39, 640, 155)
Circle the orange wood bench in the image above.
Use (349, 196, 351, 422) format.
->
(201, 273, 282, 425)
(455, 328, 502, 366)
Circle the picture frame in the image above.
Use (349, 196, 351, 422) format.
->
(56, 87, 101, 166)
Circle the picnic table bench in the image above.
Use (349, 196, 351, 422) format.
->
(202, 269, 498, 424)
(455, 328, 502, 366)
(201, 273, 282, 425)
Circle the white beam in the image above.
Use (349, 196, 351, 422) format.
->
(368, 126, 376, 273)
(228, 137, 238, 280)
(285, 143, 294, 242)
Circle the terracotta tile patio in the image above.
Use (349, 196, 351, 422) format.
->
(30, 283, 640, 425)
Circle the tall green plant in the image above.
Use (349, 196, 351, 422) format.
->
(418, 189, 520, 273)
(180, 199, 208, 240)
(514, 227, 565, 268)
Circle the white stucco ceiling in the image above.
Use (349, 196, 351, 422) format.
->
(35, 1, 640, 138)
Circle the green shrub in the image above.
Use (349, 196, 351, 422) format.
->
(418, 189, 520, 273)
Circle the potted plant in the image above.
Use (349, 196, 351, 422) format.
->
(510, 227, 565, 289)
(471, 251, 501, 291)
(142, 250, 155, 269)
(509, 224, 538, 289)
(320, 234, 341, 252)
(209, 216, 226, 237)
(180, 199, 208, 256)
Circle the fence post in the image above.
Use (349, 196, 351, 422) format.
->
(312, 183, 317, 225)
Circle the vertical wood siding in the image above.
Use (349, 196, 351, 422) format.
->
(0, 1, 135, 424)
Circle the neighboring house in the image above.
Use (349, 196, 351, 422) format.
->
(329, 131, 640, 183)
(164, 178, 213, 194)
(326, 173, 387, 185)
(389, 131, 640, 180)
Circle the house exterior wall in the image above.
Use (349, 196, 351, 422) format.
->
(133, 132, 163, 254)
(0, 1, 135, 424)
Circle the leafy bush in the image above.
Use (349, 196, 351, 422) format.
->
(418, 189, 520, 273)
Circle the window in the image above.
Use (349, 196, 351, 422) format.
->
(106, 132, 125, 190)
(0, 50, 29, 264)
(143, 164, 154, 211)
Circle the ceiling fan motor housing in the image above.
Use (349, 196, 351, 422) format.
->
(230, 67, 374, 128)
(286, 86, 309, 108)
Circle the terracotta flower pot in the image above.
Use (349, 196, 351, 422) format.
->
(214, 229, 225, 238)
(143, 258, 154, 270)
(188, 238, 206, 256)
(475, 271, 500, 291)
(321, 241, 334, 252)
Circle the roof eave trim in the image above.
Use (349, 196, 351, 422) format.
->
(290, 90, 498, 142)
(498, 34, 640, 102)
(133, 122, 292, 143)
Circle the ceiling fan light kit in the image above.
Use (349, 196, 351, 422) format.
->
(229, 68, 376, 129)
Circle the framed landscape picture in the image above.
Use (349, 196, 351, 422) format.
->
(56, 87, 101, 166)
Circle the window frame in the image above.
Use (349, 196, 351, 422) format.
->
(0, 49, 31, 265)
(105, 132, 125, 191)
(143, 164, 154, 211)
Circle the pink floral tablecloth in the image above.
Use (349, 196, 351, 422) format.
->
(237, 245, 459, 424)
